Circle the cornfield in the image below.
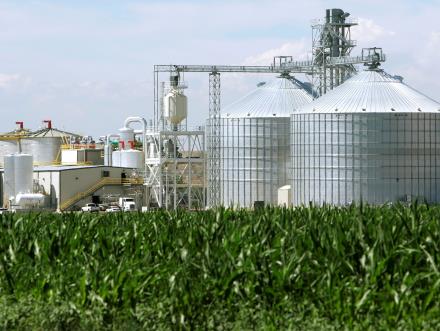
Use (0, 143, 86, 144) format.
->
(1, 203, 440, 330)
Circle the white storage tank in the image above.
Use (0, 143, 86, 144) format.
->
(291, 68, 440, 206)
(206, 76, 313, 207)
(120, 150, 143, 169)
(14, 154, 33, 194)
(3, 155, 16, 205)
(0, 141, 20, 165)
(15, 193, 45, 209)
(3, 154, 33, 206)
(163, 89, 188, 125)
(119, 127, 135, 150)
(112, 150, 122, 167)
(21, 137, 61, 165)
(0, 123, 29, 166)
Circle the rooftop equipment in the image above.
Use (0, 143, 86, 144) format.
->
(163, 89, 188, 128)
(0, 120, 82, 167)
(290, 58, 440, 205)
(207, 75, 312, 207)
(144, 74, 205, 210)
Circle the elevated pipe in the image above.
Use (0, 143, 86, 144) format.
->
(43, 120, 52, 129)
(105, 134, 120, 166)
(123, 117, 147, 173)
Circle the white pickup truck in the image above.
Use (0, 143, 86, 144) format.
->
(81, 203, 100, 212)
(119, 197, 136, 211)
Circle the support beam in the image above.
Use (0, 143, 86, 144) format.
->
(207, 72, 221, 207)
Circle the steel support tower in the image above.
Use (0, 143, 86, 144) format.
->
(312, 8, 357, 96)
(152, 8, 387, 208)
(208, 72, 221, 206)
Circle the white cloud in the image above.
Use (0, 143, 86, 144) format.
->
(0, 73, 29, 88)
(352, 18, 395, 45)
(243, 40, 310, 66)
(0, 1, 440, 135)
(428, 31, 440, 48)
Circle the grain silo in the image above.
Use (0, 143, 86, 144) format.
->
(0, 120, 82, 167)
(0, 122, 31, 164)
(290, 66, 440, 206)
(208, 75, 313, 207)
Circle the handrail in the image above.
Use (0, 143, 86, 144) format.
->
(60, 177, 144, 211)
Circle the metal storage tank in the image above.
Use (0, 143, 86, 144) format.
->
(3, 154, 33, 206)
(120, 150, 143, 169)
(112, 150, 122, 167)
(0, 121, 82, 167)
(119, 127, 135, 150)
(21, 122, 75, 166)
(207, 75, 313, 207)
(0, 123, 30, 166)
(163, 89, 188, 126)
(14, 154, 33, 195)
(291, 67, 440, 206)
(112, 150, 143, 169)
(3, 155, 16, 205)
(0, 140, 20, 165)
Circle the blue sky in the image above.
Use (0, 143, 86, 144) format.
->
(0, 0, 440, 136)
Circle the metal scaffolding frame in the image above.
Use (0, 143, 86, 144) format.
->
(208, 72, 221, 207)
(145, 129, 205, 210)
(152, 8, 387, 208)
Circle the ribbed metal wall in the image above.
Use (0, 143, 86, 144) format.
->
(219, 117, 290, 207)
(207, 77, 312, 207)
(0, 138, 63, 166)
(21, 138, 61, 165)
(291, 112, 440, 205)
(0, 141, 20, 164)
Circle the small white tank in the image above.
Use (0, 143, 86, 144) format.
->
(148, 141, 157, 158)
(104, 144, 111, 166)
(14, 154, 33, 195)
(21, 137, 61, 165)
(120, 150, 143, 169)
(119, 127, 134, 150)
(3, 155, 16, 204)
(3, 154, 33, 206)
(15, 193, 45, 209)
(163, 89, 188, 125)
(112, 150, 122, 167)
(0, 141, 20, 166)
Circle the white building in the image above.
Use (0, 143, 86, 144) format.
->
(0, 165, 144, 211)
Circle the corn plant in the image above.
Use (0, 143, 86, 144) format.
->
(0, 203, 440, 330)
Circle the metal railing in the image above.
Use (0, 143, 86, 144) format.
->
(60, 177, 144, 211)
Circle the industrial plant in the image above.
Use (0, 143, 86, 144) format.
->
(1, 8, 439, 212)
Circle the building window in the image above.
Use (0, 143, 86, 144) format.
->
(102, 170, 110, 178)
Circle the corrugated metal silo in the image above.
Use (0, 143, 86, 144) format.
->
(0, 123, 82, 167)
(22, 123, 81, 166)
(208, 76, 313, 207)
(290, 68, 440, 205)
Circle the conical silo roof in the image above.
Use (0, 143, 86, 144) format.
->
(30, 128, 81, 138)
(300, 69, 440, 113)
(222, 76, 313, 118)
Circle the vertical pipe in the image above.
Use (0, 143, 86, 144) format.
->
(105, 134, 120, 166)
